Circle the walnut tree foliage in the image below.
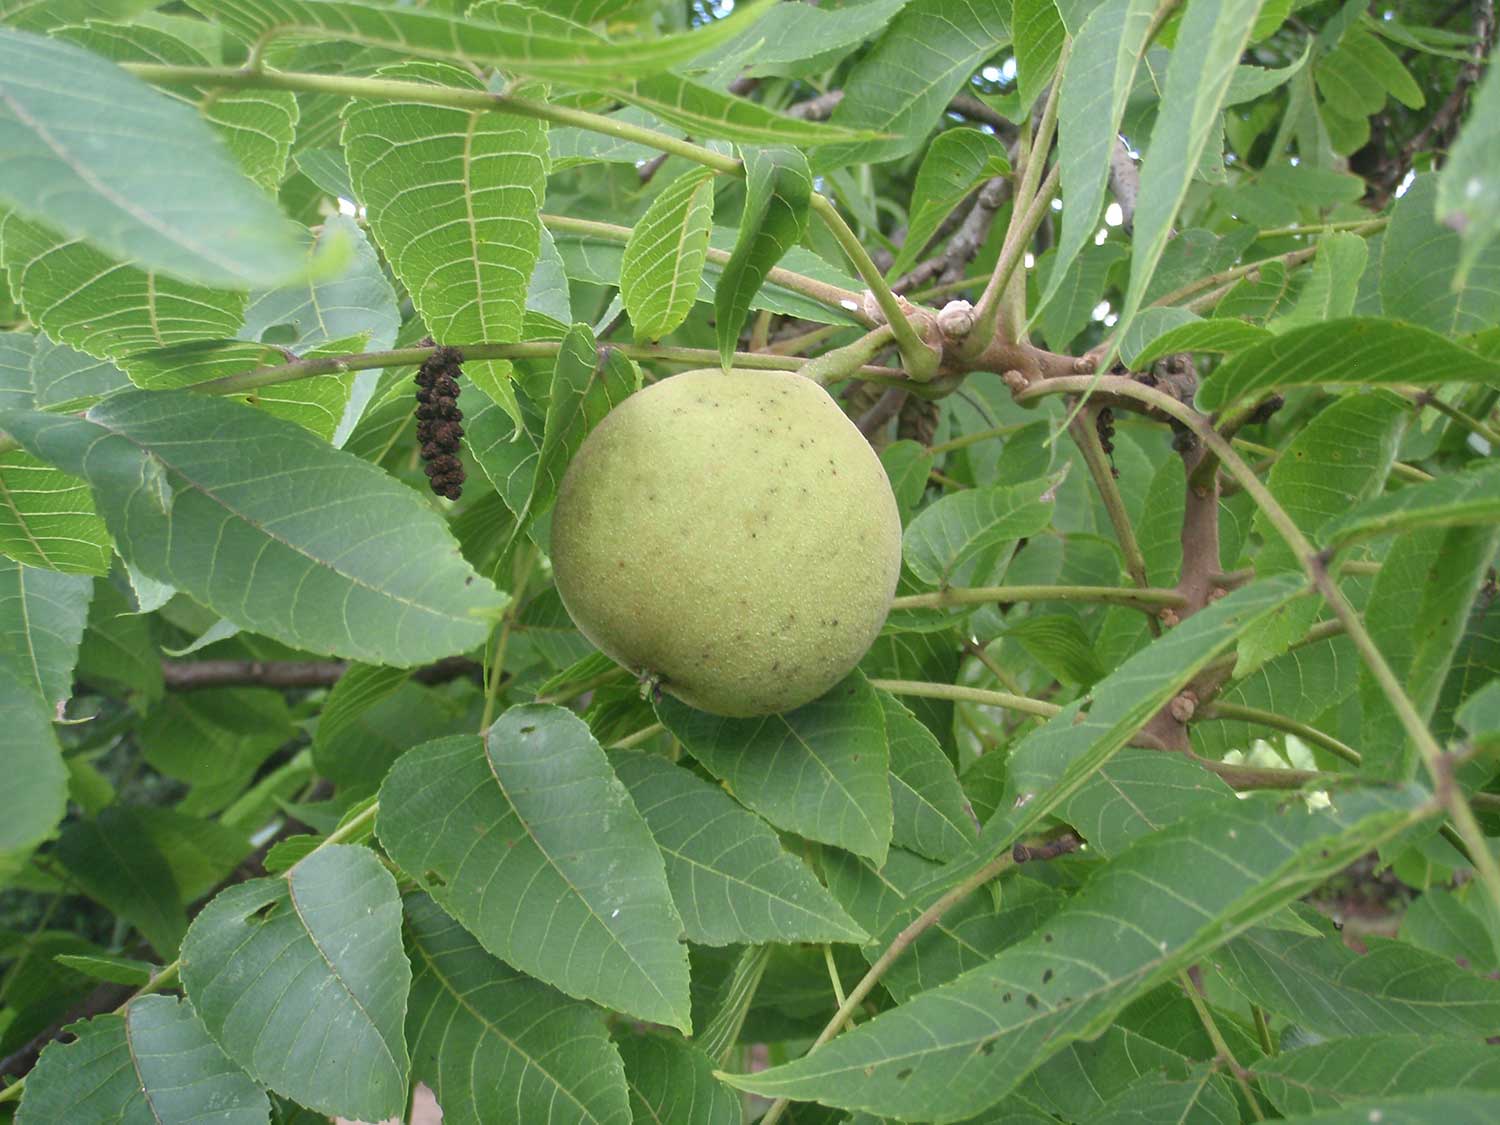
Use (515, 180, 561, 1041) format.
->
(2, 0, 1500, 1122)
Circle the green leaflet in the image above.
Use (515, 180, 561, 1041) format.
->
(714, 146, 813, 368)
(378, 707, 692, 1032)
(0, 27, 302, 288)
(621, 169, 716, 341)
(0, 392, 506, 666)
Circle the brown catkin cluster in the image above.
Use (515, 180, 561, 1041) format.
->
(415, 345, 466, 500)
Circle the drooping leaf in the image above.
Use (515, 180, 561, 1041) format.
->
(0, 448, 113, 575)
(902, 473, 1059, 587)
(714, 146, 813, 367)
(1253, 1034, 1500, 1117)
(1213, 916, 1500, 1039)
(404, 893, 633, 1125)
(132, 806, 253, 904)
(1115, 0, 1266, 350)
(377, 707, 692, 1031)
(1002, 613, 1107, 686)
(0, 391, 505, 665)
(16, 995, 271, 1125)
(610, 749, 867, 946)
(1117, 307, 1200, 368)
(621, 168, 715, 341)
(890, 129, 1011, 277)
(1033, 240, 1129, 352)
(0, 0, 159, 33)
(0, 328, 129, 414)
(0, 28, 302, 287)
(615, 1031, 741, 1125)
(552, 221, 862, 326)
(0, 210, 248, 387)
(343, 60, 548, 414)
(881, 693, 977, 862)
(658, 671, 893, 865)
(612, 72, 881, 148)
(1194, 319, 1500, 412)
(520, 325, 639, 537)
(0, 577, 67, 881)
(1128, 318, 1271, 370)
(1036, 0, 1155, 313)
(724, 784, 1431, 1120)
(141, 688, 296, 814)
(814, 0, 1014, 170)
(180, 845, 411, 1122)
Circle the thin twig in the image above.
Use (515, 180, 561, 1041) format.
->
(1200, 702, 1362, 767)
(892, 584, 1187, 613)
(1178, 972, 1265, 1120)
(752, 850, 1019, 1125)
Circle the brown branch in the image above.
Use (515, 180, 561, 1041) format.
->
(786, 89, 845, 121)
(159, 655, 481, 691)
(1012, 832, 1083, 863)
(894, 176, 1011, 294)
(947, 92, 1011, 131)
(856, 387, 909, 438)
(1107, 136, 1139, 231)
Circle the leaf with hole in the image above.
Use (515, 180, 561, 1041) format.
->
(16, 995, 270, 1125)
